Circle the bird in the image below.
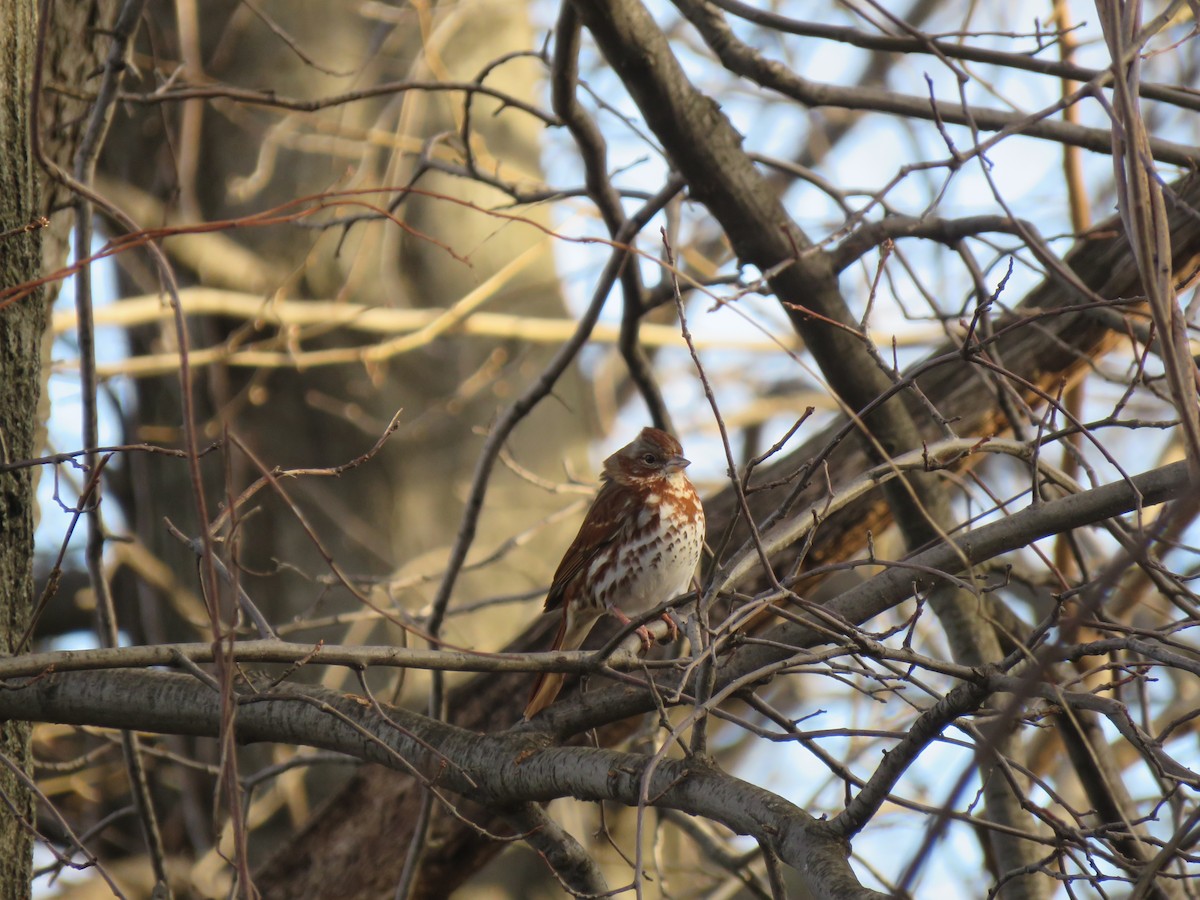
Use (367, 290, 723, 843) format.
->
(524, 427, 705, 719)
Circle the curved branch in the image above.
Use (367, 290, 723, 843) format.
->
(505, 803, 610, 896)
(0, 671, 886, 900)
(831, 214, 1033, 273)
(73, 79, 562, 125)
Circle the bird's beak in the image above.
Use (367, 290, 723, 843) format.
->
(667, 454, 690, 472)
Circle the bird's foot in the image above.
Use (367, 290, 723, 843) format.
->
(659, 611, 679, 643)
(634, 624, 654, 652)
(610, 607, 655, 652)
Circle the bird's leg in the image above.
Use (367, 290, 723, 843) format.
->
(659, 611, 679, 643)
(609, 606, 654, 651)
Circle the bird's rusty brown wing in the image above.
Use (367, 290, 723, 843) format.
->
(543, 477, 639, 612)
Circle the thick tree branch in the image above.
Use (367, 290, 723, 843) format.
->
(0, 670, 886, 900)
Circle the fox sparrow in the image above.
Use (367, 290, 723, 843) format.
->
(524, 427, 705, 719)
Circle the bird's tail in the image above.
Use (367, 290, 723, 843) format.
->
(524, 612, 594, 719)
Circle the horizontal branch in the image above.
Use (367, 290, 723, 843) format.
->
(46, 78, 561, 125)
(0, 638, 666, 680)
(0, 671, 886, 899)
(830, 214, 1034, 272)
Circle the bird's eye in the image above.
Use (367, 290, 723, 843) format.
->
(642, 453, 657, 465)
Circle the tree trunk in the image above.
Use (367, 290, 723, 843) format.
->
(0, 3, 45, 896)
(3, 1, 138, 893)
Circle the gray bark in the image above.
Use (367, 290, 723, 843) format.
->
(0, 3, 44, 897)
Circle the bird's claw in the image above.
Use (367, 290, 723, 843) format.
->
(634, 625, 654, 651)
(660, 611, 679, 643)
(613, 610, 679, 652)
(634, 614, 678, 650)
